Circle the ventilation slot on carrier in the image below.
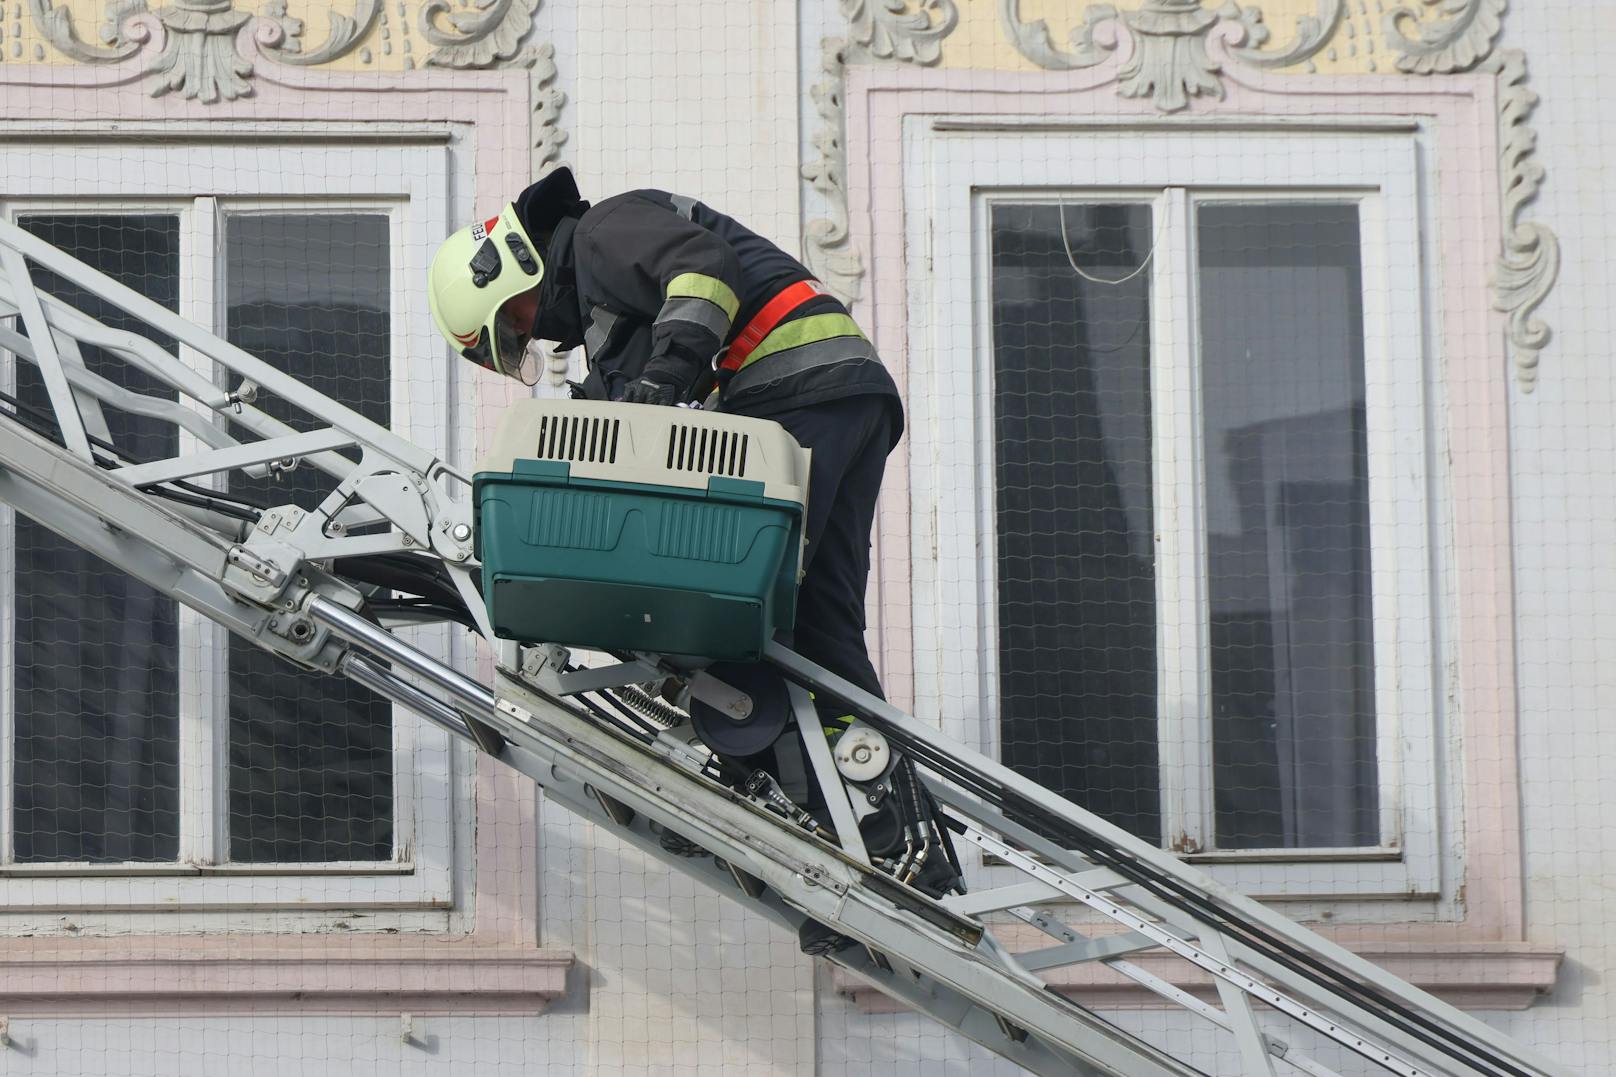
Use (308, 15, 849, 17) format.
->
(666, 424, 748, 478)
(535, 414, 620, 464)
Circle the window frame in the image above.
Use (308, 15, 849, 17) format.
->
(904, 124, 1442, 899)
(0, 138, 458, 910)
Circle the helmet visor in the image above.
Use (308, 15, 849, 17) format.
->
(463, 310, 540, 386)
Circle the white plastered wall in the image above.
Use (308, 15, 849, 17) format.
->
(528, 1, 818, 1075)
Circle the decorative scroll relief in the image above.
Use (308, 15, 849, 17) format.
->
(996, 1, 1121, 71)
(28, 0, 375, 100)
(841, 0, 959, 65)
(261, 0, 379, 67)
(1384, 0, 1505, 75)
(24, 0, 557, 106)
(801, 39, 863, 306)
(418, 0, 533, 68)
(998, 0, 1345, 111)
(1380, 0, 1556, 392)
(1483, 49, 1557, 392)
(22, 0, 570, 191)
(803, 1, 958, 307)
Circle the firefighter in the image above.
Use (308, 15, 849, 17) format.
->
(427, 169, 959, 950)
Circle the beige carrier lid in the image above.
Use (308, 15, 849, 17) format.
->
(477, 399, 811, 507)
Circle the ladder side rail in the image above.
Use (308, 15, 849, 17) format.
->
(1009, 905, 1350, 1077)
(763, 642, 1571, 1077)
(943, 874, 1126, 918)
(0, 417, 382, 681)
(933, 776, 1457, 1077)
(1007, 882, 1383, 1077)
(2, 281, 423, 494)
(0, 220, 442, 477)
(1, 269, 479, 567)
(0, 320, 246, 454)
(112, 427, 360, 488)
(927, 758, 1516, 1077)
(967, 815, 1528, 1077)
(0, 246, 94, 461)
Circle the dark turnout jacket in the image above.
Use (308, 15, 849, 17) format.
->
(551, 189, 901, 438)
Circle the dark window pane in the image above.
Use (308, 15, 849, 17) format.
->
(991, 203, 1160, 843)
(11, 215, 182, 863)
(1199, 202, 1379, 849)
(225, 214, 393, 863)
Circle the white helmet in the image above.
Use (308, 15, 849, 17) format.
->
(427, 203, 545, 385)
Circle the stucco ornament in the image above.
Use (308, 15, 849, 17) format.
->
(803, 0, 957, 306)
(999, 0, 1343, 110)
(1116, 0, 1223, 112)
(801, 40, 864, 306)
(28, 0, 379, 100)
(147, 0, 254, 101)
(840, 0, 958, 65)
(1384, 0, 1504, 74)
(997, 1, 1120, 70)
(1381, 0, 1556, 391)
(259, 0, 379, 67)
(27, 0, 149, 62)
(1484, 49, 1557, 390)
(1226, 0, 1343, 69)
(418, 0, 534, 67)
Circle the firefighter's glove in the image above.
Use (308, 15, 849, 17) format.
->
(621, 378, 679, 406)
(622, 350, 703, 407)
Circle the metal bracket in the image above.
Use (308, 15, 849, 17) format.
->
(551, 657, 666, 695)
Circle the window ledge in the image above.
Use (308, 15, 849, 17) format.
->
(0, 935, 574, 1017)
(835, 939, 1564, 1013)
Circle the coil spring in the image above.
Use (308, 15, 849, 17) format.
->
(609, 683, 684, 729)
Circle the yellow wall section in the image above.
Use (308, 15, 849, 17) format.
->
(940, 0, 1422, 75)
(7, 0, 425, 70)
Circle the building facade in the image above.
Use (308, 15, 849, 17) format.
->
(0, 0, 1607, 1072)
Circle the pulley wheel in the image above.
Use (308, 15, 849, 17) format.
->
(690, 661, 791, 757)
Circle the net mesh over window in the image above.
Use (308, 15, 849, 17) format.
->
(224, 214, 394, 863)
(1199, 202, 1378, 851)
(990, 202, 1161, 844)
(11, 215, 182, 864)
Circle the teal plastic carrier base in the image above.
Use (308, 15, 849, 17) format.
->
(473, 401, 812, 663)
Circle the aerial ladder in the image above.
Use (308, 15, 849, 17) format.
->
(0, 218, 1572, 1077)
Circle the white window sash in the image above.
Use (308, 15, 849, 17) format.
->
(907, 124, 1439, 900)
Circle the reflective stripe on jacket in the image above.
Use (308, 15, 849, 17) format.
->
(566, 189, 901, 438)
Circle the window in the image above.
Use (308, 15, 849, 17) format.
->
(0, 138, 458, 910)
(907, 127, 1438, 896)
